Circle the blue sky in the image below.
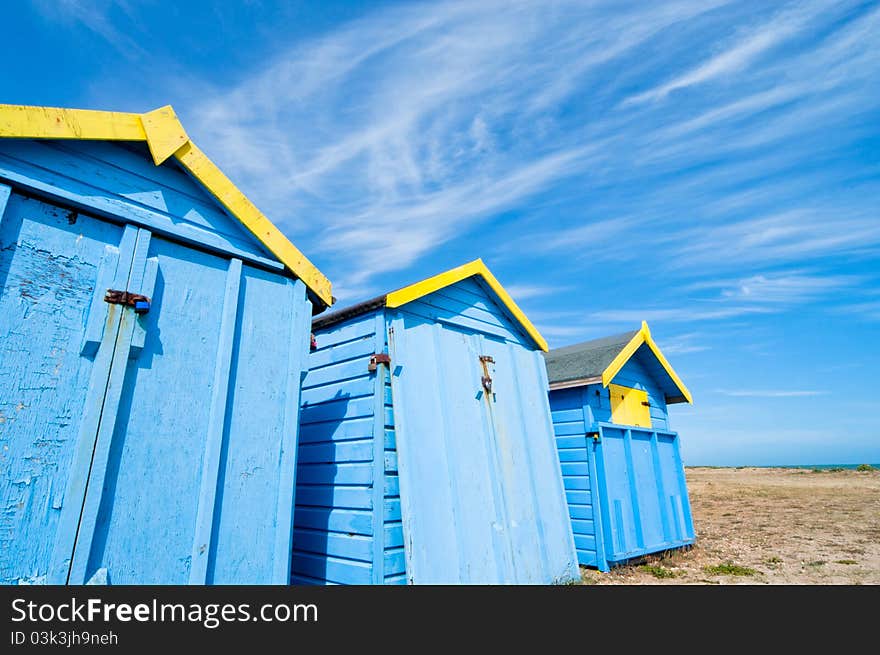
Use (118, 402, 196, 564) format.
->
(2, 1, 878, 465)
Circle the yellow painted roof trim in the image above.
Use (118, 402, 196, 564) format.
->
(0, 104, 332, 307)
(601, 321, 693, 403)
(385, 259, 549, 352)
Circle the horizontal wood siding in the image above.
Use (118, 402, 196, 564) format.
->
(395, 278, 530, 347)
(548, 387, 597, 568)
(292, 313, 379, 585)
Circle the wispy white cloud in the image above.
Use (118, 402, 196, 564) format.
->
(715, 389, 829, 398)
(30, 0, 147, 59)
(510, 215, 645, 260)
(179, 0, 875, 297)
(587, 305, 774, 324)
(65, 0, 876, 317)
(505, 283, 571, 302)
(190, 0, 637, 289)
(623, 3, 816, 106)
(583, 269, 861, 329)
(834, 300, 880, 321)
(687, 271, 863, 304)
(658, 332, 711, 355)
(669, 210, 880, 270)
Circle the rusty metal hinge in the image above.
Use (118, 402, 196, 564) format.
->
(478, 355, 494, 394)
(368, 353, 391, 372)
(104, 289, 151, 314)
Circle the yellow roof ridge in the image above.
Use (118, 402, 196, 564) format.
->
(601, 320, 693, 403)
(0, 103, 332, 307)
(385, 259, 549, 351)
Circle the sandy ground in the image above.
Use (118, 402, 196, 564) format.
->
(579, 466, 880, 585)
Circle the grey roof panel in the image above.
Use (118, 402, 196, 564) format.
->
(542, 330, 639, 384)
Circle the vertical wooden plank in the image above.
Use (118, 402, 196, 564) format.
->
(671, 433, 696, 540)
(0, 183, 11, 222)
(126, 227, 151, 290)
(492, 342, 551, 582)
(649, 431, 672, 544)
(47, 223, 139, 584)
(588, 424, 611, 572)
(387, 314, 466, 583)
(128, 256, 159, 358)
(581, 388, 608, 571)
(80, 246, 122, 357)
(469, 332, 515, 583)
(271, 278, 311, 583)
(386, 314, 415, 584)
(66, 227, 151, 584)
(622, 428, 645, 551)
(370, 313, 387, 584)
(188, 258, 241, 584)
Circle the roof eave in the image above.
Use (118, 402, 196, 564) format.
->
(548, 376, 603, 391)
(312, 294, 388, 331)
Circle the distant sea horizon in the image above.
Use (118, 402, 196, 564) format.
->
(688, 463, 879, 469)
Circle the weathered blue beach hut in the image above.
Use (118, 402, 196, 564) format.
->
(293, 260, 579, 584)
(0, 104, 332, 585)
(543, 322, 695, 571)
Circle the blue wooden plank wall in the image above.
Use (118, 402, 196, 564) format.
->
(591, 424, 695, 565)
(548, 387, 598, 568)
(293, 313, 381, 585)
(0, 140, 281, 272)
(294, 278, 565, 584)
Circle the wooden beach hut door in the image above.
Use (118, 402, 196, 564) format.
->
(388, 318, 575, 584)
(2, 187, 302, 585)
(0, 189, 156, 584)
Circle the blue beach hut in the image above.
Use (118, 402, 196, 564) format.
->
(293, 260, 579, 585)
(0, 104, 332, 585)
(543, 322, 695, 571)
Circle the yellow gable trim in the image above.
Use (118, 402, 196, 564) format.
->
(601, 321, 693, 403)
(0, 105, 146, 142)
(384, 259, 549, 352)
(140, 106, 189, 165)
(0, 103, 332, 307)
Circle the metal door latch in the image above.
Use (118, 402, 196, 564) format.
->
(104, 289, 151, 314)
(368, 353, 391, 372)
(479, 355, 494, 394)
